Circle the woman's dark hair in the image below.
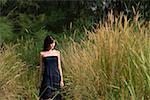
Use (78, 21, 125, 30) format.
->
(43, 35, 55, 51)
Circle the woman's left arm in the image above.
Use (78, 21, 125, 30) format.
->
(58, 51, 64, 87)
(38, 53, 43, 88)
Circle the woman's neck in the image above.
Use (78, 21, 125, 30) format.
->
(48, 49, 54, 52)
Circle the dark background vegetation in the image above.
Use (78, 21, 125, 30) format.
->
(0, 0, 150, 43)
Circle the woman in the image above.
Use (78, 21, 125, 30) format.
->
(38, 35, 64, 100)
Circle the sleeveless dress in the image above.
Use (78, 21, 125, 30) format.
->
(39, 56, 61, 100)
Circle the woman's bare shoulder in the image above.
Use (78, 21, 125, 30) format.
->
(40, 51, 44, 54)
(53, 49, 60, 54)
(40, 50, 60, 57)
(40, 51, 46, 56)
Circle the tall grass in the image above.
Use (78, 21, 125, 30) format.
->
(15, 38, 41, 99)
(0, 43, 40, 100)
(0, 14, 150, 100)
(61, 14, 150, 100)
(0, 44, 27, 99)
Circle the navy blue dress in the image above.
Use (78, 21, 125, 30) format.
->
(39, 56, 61, 100)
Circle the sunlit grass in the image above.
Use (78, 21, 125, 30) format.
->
(61, 14, 150, 100)
(0, 14, 150, 100)
(0, 44, 27, 99)
(0, 43, 40, 100)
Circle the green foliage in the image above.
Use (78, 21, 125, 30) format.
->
(18, 14, 46, 36)
(0, 17, 15, 43)
(16, 29, 56, 65)
(16, 38, 38, 65)
(46, 9, 66, 22)
(61, 16, 94, 44)
(17, 9, 66, 36)
(0, 0, 7, 5)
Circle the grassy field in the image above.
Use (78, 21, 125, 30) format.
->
(0, 15, 150, 100)
(61, 15, 150, 100)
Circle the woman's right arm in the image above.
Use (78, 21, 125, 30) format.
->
(38, 53, 43, 88)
